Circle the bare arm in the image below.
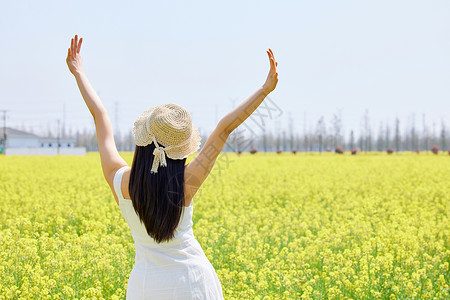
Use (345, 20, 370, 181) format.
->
(73, 71, 106, 119)
(66, 35, 105, 119)
(221, 86, 268, 135)
(66, 35, 127, 205)
(184, 49, 278, 205)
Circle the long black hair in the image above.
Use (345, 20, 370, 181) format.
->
(129, 142, 186, 243)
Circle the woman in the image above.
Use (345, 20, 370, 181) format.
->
(66, 34, 278, 299)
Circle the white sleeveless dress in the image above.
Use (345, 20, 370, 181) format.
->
(113, 166, 224, 299)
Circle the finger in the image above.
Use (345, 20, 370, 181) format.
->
(269, 49, 276, 63)
(77, 37, 83, 54)
(67, 48, 70, 58)
(75, 35, 78, 50)
(71, 38, 75, 58)
(268, 49, 276, 67)
(267, 51, 275, 71)
(267, 51, 273, 67)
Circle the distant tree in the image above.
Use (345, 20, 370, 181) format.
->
(376, 122, 384, 151)
(358, 135, 364, 152)
(361, 109, 370, 152)
(75, 130, 81, 147)
(422, 113, 429, 151)
(316, 116, 326, 152)
(441, 120, 447, 151)
(303, 134, 309, 152)
(349, 130, 355, 151)
(295, 133, 301, 151)
(288, 114, 295, 152)
(114, 130, 123, 151)
(385, 122, 391, 149)
(331, 109, 343, 148)
(47, 123, 54, 138)
(432, 121, 437, 148)
(124, 130, 134, 151)
(411, 114, 418, 151)
(395, 117, 401, 152)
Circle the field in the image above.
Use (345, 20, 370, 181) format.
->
(0, 152, 449, 299)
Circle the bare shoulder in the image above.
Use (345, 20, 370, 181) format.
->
(121, 166, 132, 200)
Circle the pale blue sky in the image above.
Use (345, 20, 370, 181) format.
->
(1, 0, 449, 139)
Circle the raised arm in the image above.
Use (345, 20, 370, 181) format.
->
(66, 35, 127, 203)
(184, 49, 278, 205)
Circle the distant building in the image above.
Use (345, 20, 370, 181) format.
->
(0, 127, 85, 155)
(38, 137, 76, 148)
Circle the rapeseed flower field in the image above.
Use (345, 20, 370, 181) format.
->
(0, 152, 449, 299)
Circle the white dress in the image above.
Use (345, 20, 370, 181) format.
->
(113, 166, 224, 299)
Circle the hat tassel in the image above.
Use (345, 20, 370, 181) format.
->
(151, 138, 168, 174)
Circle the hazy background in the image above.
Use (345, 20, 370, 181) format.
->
(1, 0, 449, 140)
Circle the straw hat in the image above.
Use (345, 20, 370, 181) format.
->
(132, 103, 202, 174)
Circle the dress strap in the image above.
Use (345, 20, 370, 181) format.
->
(113, 165, 128, 201)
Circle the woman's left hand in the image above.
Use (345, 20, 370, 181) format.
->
(66, 34, 83, 76)
(262, 48, 278, 95)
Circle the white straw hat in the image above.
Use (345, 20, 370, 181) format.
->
(132, 103, 202, 174)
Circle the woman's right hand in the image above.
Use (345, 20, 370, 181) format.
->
(66, 34, 84, 76)
(262, 48, 278, 95)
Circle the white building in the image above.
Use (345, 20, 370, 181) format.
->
(0, 127, 86, 155)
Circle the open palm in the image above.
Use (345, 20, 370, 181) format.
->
(262, 48, 278, 94)
(66, 34, 83, 75)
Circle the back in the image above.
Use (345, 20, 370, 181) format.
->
(113, 166, 194, 246)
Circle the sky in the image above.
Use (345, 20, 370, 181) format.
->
(1, 0, 449, 140)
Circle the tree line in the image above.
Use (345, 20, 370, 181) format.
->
(32, 111, 448, 153)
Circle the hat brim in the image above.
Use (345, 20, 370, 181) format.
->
(132, 107, 157, 147)
(132, 107, 202, 159)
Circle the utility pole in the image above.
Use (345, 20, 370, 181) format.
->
(0, 110, 7, 154)
(62, 103, 66, 138)
(57, 119, 61, 155)
(289, 113, 294, 150)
